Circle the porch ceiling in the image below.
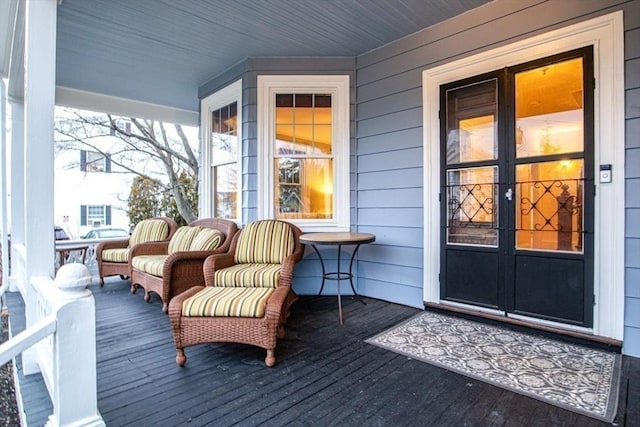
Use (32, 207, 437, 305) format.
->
(52, 0, 491, 112)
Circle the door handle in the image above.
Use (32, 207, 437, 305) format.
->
(505, 188, 513, 201)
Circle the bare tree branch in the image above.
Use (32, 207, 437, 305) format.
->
(54, 108, 199, 223)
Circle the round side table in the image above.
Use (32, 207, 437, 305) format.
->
(300, 232, 375, 324)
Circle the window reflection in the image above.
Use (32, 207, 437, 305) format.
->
(274, 93, 334, 219)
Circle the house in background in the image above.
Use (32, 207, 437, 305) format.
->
(0, 0, 638, 370)
(55, 146, 132, 238)
(53, 110, 200, 238)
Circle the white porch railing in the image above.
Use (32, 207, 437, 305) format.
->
(0, 263, 105, 427)
(54, 239, 100, 279)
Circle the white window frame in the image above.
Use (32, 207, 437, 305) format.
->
(199, 79, 243, 223)
(422, 12, 625, 340)
(257, 75, 350, 231)
(86, 205, 106, 226)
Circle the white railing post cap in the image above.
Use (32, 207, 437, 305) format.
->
(54, 264, 92, 292)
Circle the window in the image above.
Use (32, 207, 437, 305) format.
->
(211, 101, 239, 219)
(80, 150, 111, 172)
(110, 120, 131, 136)
(258, 75, 350, 231)
(80, 205, 111, 226)
(200, 80, 242, 222)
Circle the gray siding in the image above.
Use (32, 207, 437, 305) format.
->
(355, 0, 640, 354)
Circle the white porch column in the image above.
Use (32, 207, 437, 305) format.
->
(24, 0, 56, 276)
(0, 80, 7, 295)
(8, 98, 23, 293)
(22, 0, 57, 375)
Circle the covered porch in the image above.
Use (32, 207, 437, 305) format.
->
(1, 0, 639, 425)
(6, 278, 640, 426)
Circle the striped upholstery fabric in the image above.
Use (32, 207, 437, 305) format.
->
(214, 264, 282, 288)
(168, 226, 202, 254)
(190, 228, 224, 251)
(182, 286, 275, 318)
(101, 248, 129, 263)
(234, 221, 295, 264)
(129, 219, 170, 247)
(131, 255, 167, 277)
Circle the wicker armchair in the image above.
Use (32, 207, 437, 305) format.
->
(96, 217, 178, 286)
(169, 219, 305, 367)
(130, 218, 239, 313)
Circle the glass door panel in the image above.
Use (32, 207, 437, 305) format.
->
(515, 58, 584, 158)
(446, 166, 498, 246)
(446, 80, 498, 164)
(444, 79, 499, 247)
(515, 159, 584, 252)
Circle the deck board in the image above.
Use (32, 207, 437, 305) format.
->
(6, 277, 640, 426)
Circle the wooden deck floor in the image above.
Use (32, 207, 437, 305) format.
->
(6, 278, 640, 426)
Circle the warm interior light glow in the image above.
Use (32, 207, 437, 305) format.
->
(274, 94, 334, 220)
(457, 115, 495, 162)
(516, 57, 583, 118)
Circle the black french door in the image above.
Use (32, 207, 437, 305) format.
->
(439, 47, 594, 327)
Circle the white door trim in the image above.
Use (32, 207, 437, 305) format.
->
(422, 11, 625, 340)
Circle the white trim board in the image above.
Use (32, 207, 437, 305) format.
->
(422, 12, 625, 340)
(56, 86, 198, 127)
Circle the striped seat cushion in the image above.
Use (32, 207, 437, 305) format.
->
(214, 263, 282, 288)
(131, 255, 167, 277)
(190, 228, 224, 251)
(182, 286, 275, 318)
(101, 248, 129, 263)
(168, 226, 202, 254)
(129, 219, 170, 247)
(234, 220, 295, 264)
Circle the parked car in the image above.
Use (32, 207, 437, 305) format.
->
(81, 228, 130, 239)
(55, 226, 70, 240)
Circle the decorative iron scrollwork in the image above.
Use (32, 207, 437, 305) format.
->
(519, 179, 582, 232)
(518, 178, 584, 251)
(448, 183, 495, 227)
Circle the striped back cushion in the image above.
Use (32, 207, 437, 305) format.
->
(129, 219, 169, 247)
(190, 228, 225, 251)
(234, 221, 295, 264)
(214, 264, 282, 288)
(168, 226, 202, 254)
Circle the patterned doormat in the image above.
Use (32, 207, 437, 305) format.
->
(366, 311, 621, 422)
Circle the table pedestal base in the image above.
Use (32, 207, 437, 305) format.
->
(310, 243, 367, 325)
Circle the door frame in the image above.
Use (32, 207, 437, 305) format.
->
(422, 12, 625, 340)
